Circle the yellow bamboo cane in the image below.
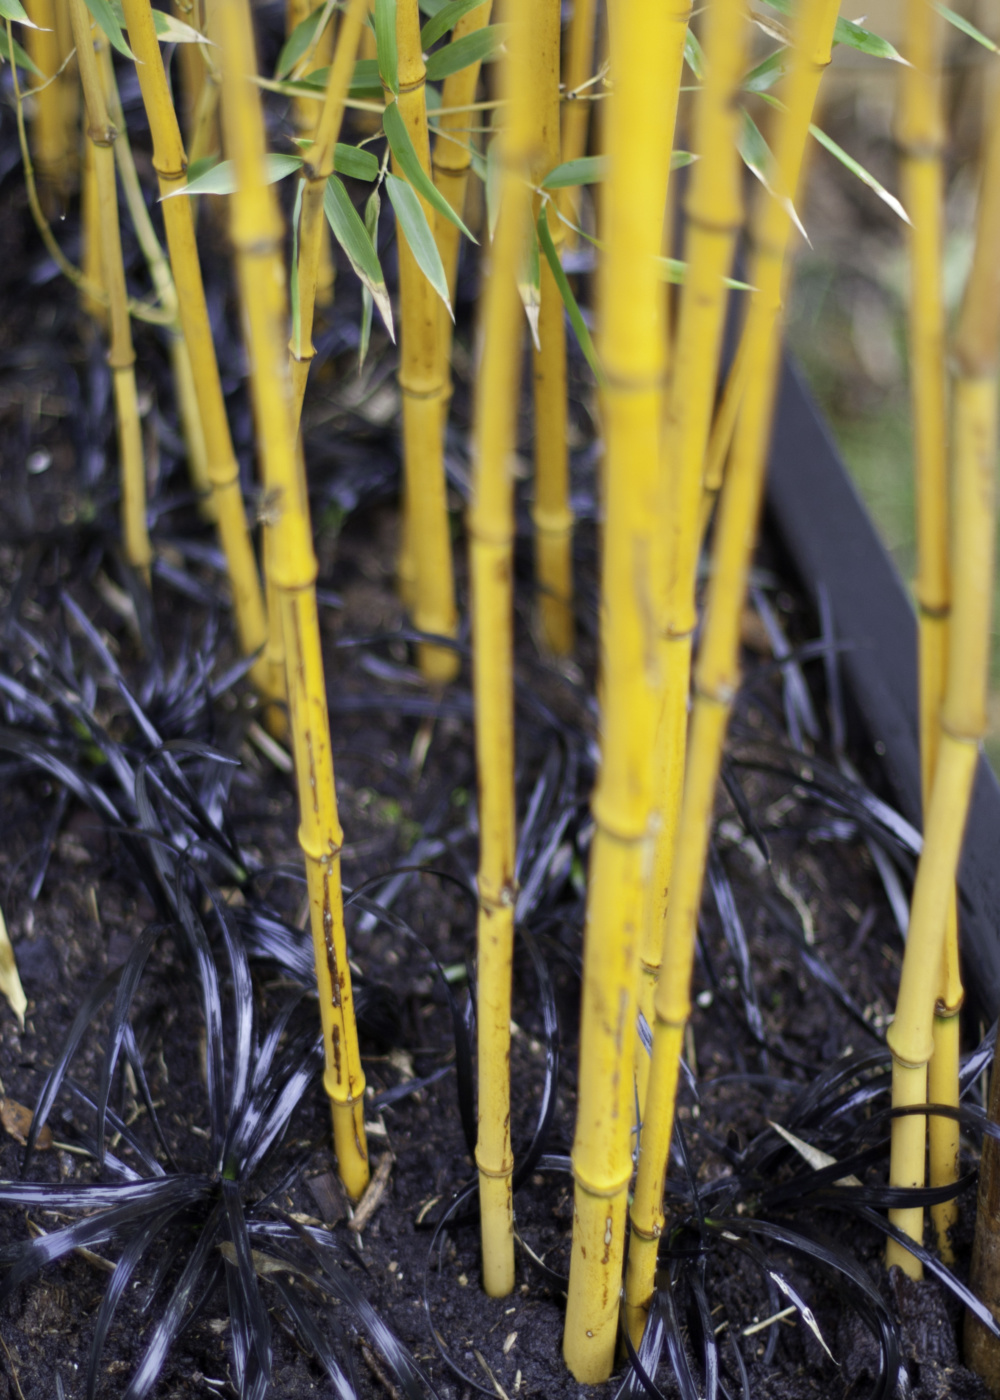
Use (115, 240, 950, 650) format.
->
(393, 0, 459, 685)
(634, 0, 738, 1115)
(887, 86, 1000, 1279)
(80, 123, 106, 326)
(218, 0, 370, 1201)
(173, 0, 207, 134)
(556, 0, 598, 248)
(119, 0, 279, 702)
(561, 0, 678, 1380)
(24, 0, 74, 206)
(896, 0, 961, 1263)
(288, 0, 367, 432)
(67, 0, 150, 580)
(529, 0, 573, 657)
(624, 0, 841, 1349)
(288, 0, 337, 307)
(469, 0, 534, 1299)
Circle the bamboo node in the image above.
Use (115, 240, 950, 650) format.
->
(934, 992, 965, 1018)
(475, 1150, 514, 1180)
(153, 159, 189, 184)
(298, 826, 345, 863)
(886, 1022, 934, 1069)
(397, 376, 445, 403)
(628, 1216, 662, 1242)
(570, 1162, 633, 1199)
(916, 599, 950, 621)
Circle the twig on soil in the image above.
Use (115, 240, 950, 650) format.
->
(741, 1304, 797, 1336)
(0, 1331, 25, 1400)
(474, 1349, 511, 1400)
(348, 1150, 393, 1233)
(360, 1339, 404, 1400)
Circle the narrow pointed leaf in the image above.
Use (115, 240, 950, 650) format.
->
(384, 170, 452, 314)
(541, 155, 607, 189)
(536, 207, 604, 385)
(424, 22, 506, 80)
(162, 153, 303, 198)
(0, 0, 33, 27)
(359, 188, 381, 366)
(0, 22, 44, 70)
(325, 174, 395, 337)
(84, 0, 137, 59)
(331, 142, 380, 181)
(383, 100, 476, 240)
(349, 56, 384, 98)
(761, 0, 904, 61)
(151, 9, 210, 43)
(739, 107, 809, 243)
(935, 2, 999, 51)
(374, 0, 398, 94)
(684, 27, 704, 79)
(420, 0, 486, 48)
(275, 0, 332, 77)
(518, 226, 541, 351)
(810, 123, 910, 223)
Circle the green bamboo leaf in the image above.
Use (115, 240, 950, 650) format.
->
(161, 152, 303, 198)
(359, 188, 382, 367)
(760, 0, 904, 61)
(150, 8, 210, 42)
(743, 48, 788, 93)
(86, 0, 137, 60)
(383, 100, 477, 241)
(518, 226, 541, 351)
(384, 170, 452, 315)
(420, 0, 487, 48)
(536, 208, 604, 385)
(738, 107, 808, 242)
(374, 0, 398, 95)
(349, 56, 384, 98)
(541, 155, 607, 189)
(424, 22, 506, 80)
(656, 256, 754, 291)
(935, 2, 999, 52)
(276, 1, 332, 78)
(0, 0, 34, 29)
(684, 27, 704, 80)
(0, 24, 41, 71)
(332, 143, 380, 181)
(419, 0, 448, 13)
(809, 123, 911, 224)
(326, 174, 396, 336)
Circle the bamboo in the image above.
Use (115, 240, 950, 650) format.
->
(561, 0, 678, 1380)
(469, 0, 534, 1300)
(80, 127, 106, 326)
(556, 0, 598, 248)
(289, 0, 367, 433)
(888, 87, 1000, 1277)
(896, 0, 961, 1262)
(119, 0, 279, 702)
(67, 0, 150, 579)
(634, 0, 736, 1115)
(393, 0, 459, 685)
(530, 0, 573, 656)
(288, 0, 337, 307)
(218, 0, 370, 1201)
(625, 0, 841, 1349)
(173, 0, 207, 134)
(24, 0, 74, 206)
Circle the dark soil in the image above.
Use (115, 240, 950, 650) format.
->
(0, 22, 995, 1400)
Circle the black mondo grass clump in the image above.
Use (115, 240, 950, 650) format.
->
(0, 548, 997, 1400)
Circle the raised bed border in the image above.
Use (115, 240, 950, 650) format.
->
(766, 356, 1000, 1022)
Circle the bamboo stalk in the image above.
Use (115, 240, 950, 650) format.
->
(218, 0, 370, 1201)
(556, 0, 598, 247)
(626, 0, 748, 1334)
(119, 0, 279, 702)
(67, 0, 150, 579)
(635, 0, 737, 1115)
(888, 86, 1000, 1278)
(896, 0, 961, 1263)
(530, 0, 573, 657)
(393, 0, 459, 685)
(561, 0, 679, 1380)
(24, 0, 74, 207)
(289, 0, 367, 433)
(80, 124, 106, 327)
(469, 0, 534, 1300)
(625, 0, 841, 1349)
(289, 0, 337, 307)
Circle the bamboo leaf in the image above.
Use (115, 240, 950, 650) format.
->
(151, 8, 211, 42)
(275, 1, 332, 78)
(0, 904, 25, 1030)
(759, 0, 905, 62)
(332, 143, 380, 181)
(809, 123, 911, 224)
(656, 257, 754, 291)
(0, 24, 41, 71)
(518, 226, 541, 351)
(161, 153, 303, 198)
(374, 0, 398, 95)
(359, 188, 381, 367)
(424, 22, 506, 80)
(536, 208, 603, 385)
(420, 0, 486, 48)
(935, 2, 999, 52)
(684, 27, 704, 80)
(85, 0, 137, 60)
(382, 100, 476, 241)
(739, 107, 809, 243)
(0, 0, 34, 29)
(541, 155, 607, 189)
(743, 48, 788, 93)
(326, 174, 396, 336)
(419, 0, 448, 13)
(350, 56, 384, 98)
(384, 170, 451, 315)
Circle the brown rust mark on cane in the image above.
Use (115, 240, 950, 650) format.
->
(322, 874, 342, 1009)
(331, 1023, 343, 1082)
(288, 605, 321, 821)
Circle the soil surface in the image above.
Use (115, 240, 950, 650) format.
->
(0, 21, 996, 1400)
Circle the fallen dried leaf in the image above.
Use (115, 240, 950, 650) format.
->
(1, 1098, 52, 1149)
